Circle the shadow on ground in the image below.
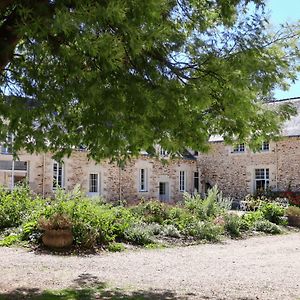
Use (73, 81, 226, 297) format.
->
(0, 273, 259, 300)
(0, 273, 195, 300)
(0, 286, 190, 300)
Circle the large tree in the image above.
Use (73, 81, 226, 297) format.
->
(0, 0, 299, 161)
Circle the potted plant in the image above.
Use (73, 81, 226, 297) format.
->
(286, 206, 300, 227)
(38, 213, 73, 248)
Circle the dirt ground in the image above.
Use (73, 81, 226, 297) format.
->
(0, 232, 300, 299)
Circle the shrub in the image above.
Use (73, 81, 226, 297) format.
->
(259, 203, 284, 225)
(0, 185, 44, 229)
(71, 200, 115, 247)
(124, 223, 153, 245)
(110, 206, 136, 239)
(184, 186, 221, 220)
(0, 234, 21, 246)
(253, 220, 282, 234)
(21, 220, 41, 243)
(286, 206, 300, 217)
(38, 213, 72, 230)
(107, 242, 125, 252)
(165, 207, 195, 231)
(146, 223, 163, 235)
(241, 211, 264, 230)
(162, 224, 181, 238)
(183, 192, 202, 211)
(217, 195, 233, 211)
(131, 200, 169, 224)
(183, 221, 223, 242)
(243, 194, 264, 211)
(224, 214, 241, 237)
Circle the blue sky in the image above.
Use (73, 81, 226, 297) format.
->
(266, 0, 300, 99)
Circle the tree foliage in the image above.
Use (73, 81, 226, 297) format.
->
(0, 0, 299, 161)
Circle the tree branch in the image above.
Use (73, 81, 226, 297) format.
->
(0, 8, 20, 71)
(0, 0, 16, 13)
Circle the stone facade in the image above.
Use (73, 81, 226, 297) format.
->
(2, 98, 299, 202)
(198, 137, 300, 199)
(0, 151, 198, 202)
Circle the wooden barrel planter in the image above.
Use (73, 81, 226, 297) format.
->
(287, 215, 300, 227)
(42, 229, 73, 249)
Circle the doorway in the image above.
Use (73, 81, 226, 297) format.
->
(159, 182, 169, 201)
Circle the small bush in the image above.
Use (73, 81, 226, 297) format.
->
(286, 206, 300, 217)
(217, 195, 233, 211)
(162, 224, 181, 238)
(0, 234, 21, 246)
(184, 187, 221, 220)
(253, 220, 282, 234)
(21, 220, 41, 243)
(224, 214, 241, 237)
(165, 207, 195, 231)
(147, 223, 163, 235)
(0, 185, 44, 229)
(243, 194, 264, 211)
(259, 203, 284, 224)
(132, 200, 169, 224)
(241, 211, 264, 230)
(124, 223, 153, 245)
(38, 213, 72, 230)
(184, 221, 223, 242)
(107, 242, 125, 252)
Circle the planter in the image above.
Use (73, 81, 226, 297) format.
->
(42, 229, 73, 249)
(287, 215, 300, 227)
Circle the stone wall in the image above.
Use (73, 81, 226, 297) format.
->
(119, 156, 198, 202)
(0, 151, 198, 202)
(198, 137, 300, 199)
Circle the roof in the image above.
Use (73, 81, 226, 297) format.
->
(276, 97, 300, 136)
(208, 97, 300, 142)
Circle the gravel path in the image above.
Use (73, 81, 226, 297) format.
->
(1, 233, 300, 299)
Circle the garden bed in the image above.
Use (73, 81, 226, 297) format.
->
(0, 185, 294, 253)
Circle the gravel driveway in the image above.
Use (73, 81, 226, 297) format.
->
(1, 233, 300, 299)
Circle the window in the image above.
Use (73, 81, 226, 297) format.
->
(0, 160, 27, 171)
(139, 168, 148, 192)
(179, 170, 186, 192)
(89, 173, 99, 193)
(159, 182, 166, 195)
(53, 161, 64, 190)
(194, 171, 199, 193)
(0, 134, 12, 155)
(159, 147, 168, 157)
(232, 143, 245, 153)
(260, 142, 269, 152)
(1, 145, 11, 155)
(194, 151, 199, 156)
(255, 168, 269, 192)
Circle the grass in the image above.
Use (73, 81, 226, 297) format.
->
(0, 284, 183, 300)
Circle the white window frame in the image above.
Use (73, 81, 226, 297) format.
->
(139, 168, 148, 192)
(89, 173, 100, 194)
(254, 168, 269, 192)
(179, 170, 186, 192)
(232, 143, 245, 153)
(260, 141, 270, 152)
(0, 134, 12, 155)
(159, 147, 168, 157)
(53, 161, 64, 190)
(0, 145, 11, 155)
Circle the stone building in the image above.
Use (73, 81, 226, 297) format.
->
(0, 149, 198, 202)
(0, 97, 299, 202)
(198, 97, 300, 199)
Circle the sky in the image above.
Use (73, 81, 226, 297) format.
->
(267, 0, 300, 100)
